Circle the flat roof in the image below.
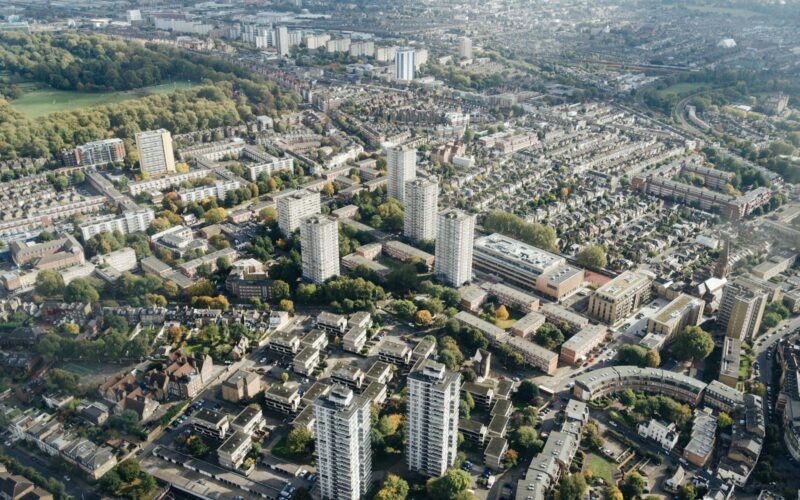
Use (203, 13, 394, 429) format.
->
(474, 233, 565, 276)
(651, 294, 702, 325)
(594, 270, 651, 300)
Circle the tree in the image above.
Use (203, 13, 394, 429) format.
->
(645, 349, 661, 368)
(427, 468, 473, 500)
(286, 427, 313, 455)
(35, 269, 65, 296)
(116, 459, 141, 483)
(45, 368, 80, 393)
(717, 412, 733, 429)
(618, 344, 649, 367)
(259, 206, 278, 224)
(483, 210, 557, 251)
(203, 207, 228, 224)
(279, 299, 294, 314)
(677, 484, 696, 500)
(619, 389, 636, 407)
(512, 426, 541, 453)
(416, 309, 433, 326)
(576, 245, 607, 269)
(605, 485, 624, 500)
(375, 474, 409, 500)
(280, 372, 289, 383)
(272, 280, 291, 301)
(505, 449, 519, 467)
(392, 299, 417, 320)
(534, 323, 565, 350)
(584, 421, 604, 450)
(559, 473, 588, 500)
(377, 414, 402, 436)
(620, 472, 646, 499)
(495, 305, 509, 321)
(323, 182, 335, 197)
(64, 278, 100, 304)
(514, 380, 540, 405)
(669, 326, 714, 362)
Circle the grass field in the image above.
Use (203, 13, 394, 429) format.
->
(10, 81, 199, 118)
(584, 453, 616, 484)
(654, 82, 712, 99)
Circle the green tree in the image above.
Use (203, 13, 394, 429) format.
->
(559, 473, 588, 500)
(512, 426, 542, 453)
(514, 380, 540, 405)
(669, 326, 714, 362)
(35, 269, 65, 296)
(576, 245, 607, 269)
(427, 468, 473, 500)
(620, 472, 646, 499)
(619, 389, 636, 407)
(374, 474, 409, 500)
(64, 278, 100, 304)
(272, 280, 291, 301)
(286, 427, 313, 455)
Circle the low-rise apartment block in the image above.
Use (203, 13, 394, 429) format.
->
(587, 270, 652, 325)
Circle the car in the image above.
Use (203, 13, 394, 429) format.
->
(63, 475, 71, 482)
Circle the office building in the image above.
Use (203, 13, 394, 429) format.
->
(435, 209, 475, 287)
(587, 270, 653, 325)
(395, 47, 415, 81)
(407, 360, 460, 476)
(300, 215, 340, 284)
(387, 147, 417, 203)
(459, 36, 472, 59)
(473, 233, 583, 301)
(718, 282, 768, 341)
(314, 387, 372, 500)
(277, 189, 321, 235)
(404, 177, 438, 243)
(646, 294, 704, 339)
(135, 129, 175, 176)
(276, 26, 290, 57)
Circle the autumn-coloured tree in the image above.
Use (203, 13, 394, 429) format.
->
(495, 305, 510, 321)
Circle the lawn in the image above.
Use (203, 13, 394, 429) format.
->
(10, 81, 199, 118)
(654, 82, 712, 99)
(584, 453, 616, 484)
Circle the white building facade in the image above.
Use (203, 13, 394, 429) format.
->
(301, 215, 340, 284)
(404, 177, 438, 243)
(435, 209, 475, 287)
(407, 360, 460, 476)
(313, 387, 372, 500)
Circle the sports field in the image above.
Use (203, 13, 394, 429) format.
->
(10, 81, 199, 118)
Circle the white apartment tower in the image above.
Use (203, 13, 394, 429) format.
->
(277, 189, 321, 236)
(404, 177, 438, 243)
(395, 47, 415, 81)
(407, 359, 461, 476)
(435, 209, 475, 287)
(135, 129, 175, 176)
(459, 36, 472, 59)
(300, 215, 340, 284)
(313, 386, 372, 500)
(387, 147, 417, 203)
(276, 26, 290, 57)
